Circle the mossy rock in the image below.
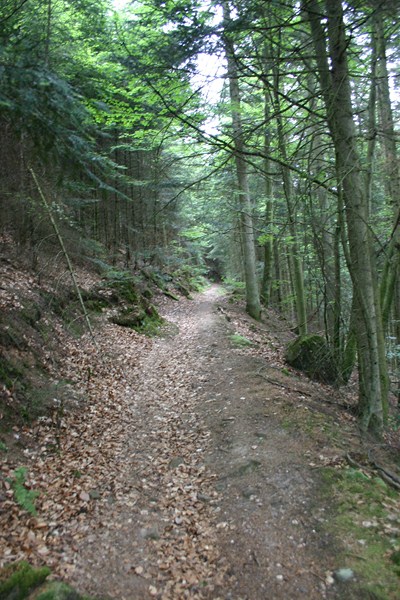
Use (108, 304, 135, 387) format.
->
(0, 561, 50, 600)
(102, 271, 138, 304)
(285, 334, 338, 384)
(110, 303, 163, 336)
(110, 308, 147, 328)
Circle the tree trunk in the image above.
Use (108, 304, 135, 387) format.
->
(221, 0, 261, 320)
(261, 55, 274, 306)
(372, 9, 400, 334)
(272, 64, 307, 334)
(304, 0, 388, 434)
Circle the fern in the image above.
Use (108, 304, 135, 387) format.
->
(8, 467, 39, 516)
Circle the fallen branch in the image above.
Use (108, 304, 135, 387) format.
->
(256, 367, 313, 397)
(345, 452, 367, 471)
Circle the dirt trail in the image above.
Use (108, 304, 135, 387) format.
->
(71, 286, 337, 599)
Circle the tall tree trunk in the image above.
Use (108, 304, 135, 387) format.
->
(261, 55, 274, 306)
(261, 111, 274, 306)
(221, 0, 261, 320)
(305, 68, 340, 349)
(272, 64, 307, 334)
(372, 9, 400, 334)
(304, 0, 388, 435)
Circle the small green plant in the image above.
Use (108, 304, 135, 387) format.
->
(0, 440, 8, 452)
(230, 333, 253, 347)
(7, 467, 39, 515)
(0, 561, 50, 599)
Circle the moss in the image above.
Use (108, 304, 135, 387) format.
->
(103, 271, 138, 304)
(134, 312, 164, 337)
(110, 307, 147, 328)
(320, 466, 400, 599)
(0, 564, 98, 600)
(285, 334, 338, 383)
(230, 334, 254, 348)
(0, 561, 50, 599)
(174, 280, 192, 298)
(111, 304, 164, 336)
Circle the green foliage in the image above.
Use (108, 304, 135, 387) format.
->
(172, 263, 208, 294)
(0, 562, 96, 600)
(103, 271, 138, 304)
(136, 313, 165, 337)
(0, 561, 50, 600)
(223, 279, 246, 296)
(7, 467, 39, 516)
(230, 334, 254, 348)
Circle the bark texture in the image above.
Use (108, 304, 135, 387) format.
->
(221, 0, 261, 321)
(304, 0, 388, 434)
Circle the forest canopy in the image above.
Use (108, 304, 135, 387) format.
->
(0, 0, 399, 436)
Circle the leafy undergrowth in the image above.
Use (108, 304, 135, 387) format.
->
(0, 560, 95, 599)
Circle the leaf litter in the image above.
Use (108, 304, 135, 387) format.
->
(1, 283, 399, 599)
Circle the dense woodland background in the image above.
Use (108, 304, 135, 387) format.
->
(0, 0, 399, 436)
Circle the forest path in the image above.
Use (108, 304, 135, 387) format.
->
(71, 285, 337, 600)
